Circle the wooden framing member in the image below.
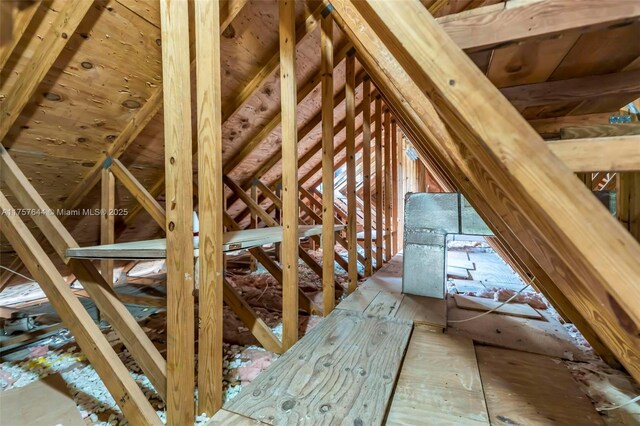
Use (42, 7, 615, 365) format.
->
(222, 212, 321, 317)
(617, 172, 640, 242)
(0, 0, 42, 71)
(396, 126, 404, 250)
(100, 168, 115, 286)
(0, 192, 162, 425)
(160, 0, 195, 422)
(194, 0, 224, 415)
(0, 146, 168, 400)
(362, 77, 374, 276)
(383, 109, 392, 261)
(330, 0, 637, 376)
(547, 136, 640, 172)
(110, 158, 167, 231)
(321, 8, 335, 314)
(345, 50, 358, 293)
(391, 119, 399, 255)
(374, 95, 384, 269)
(279, 0, 299, 350)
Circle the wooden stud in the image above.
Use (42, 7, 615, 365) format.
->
(396, 128, 405, 250)
(617, 172, 640, 242)
(383, 110, 392, 261)
(374, 96, 384, 270)
(160, 0, 195, 422)
(321, 10, 335, 314)
(100, 168, 115, 286)
(391, 120, 399, 255)
(249, 181, 258, 272)
(345, 51, 358, 293)
(0, 192, 162, 425)
(110, 159, 167, 231)
(279, 0, 298, 350)
(195, 0, 224, 415)
(362, 77, 374, 276)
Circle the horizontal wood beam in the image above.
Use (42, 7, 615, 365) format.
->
(502, 70, 640, 110)
(547, 136, 640, 172)
(437, 0, 640, 52)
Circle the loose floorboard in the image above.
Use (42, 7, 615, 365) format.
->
(476, 346, 605, 425)
(447, 298, 592, 361)
(386, 328, 490, 425)
(224, 309, 412, 425)
(453, 294, 542, 319)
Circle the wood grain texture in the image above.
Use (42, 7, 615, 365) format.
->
(547, 136, 640, 172)
(321, 13, 335, 316)
(0, 0, 92, 140)
(195, 0, 225, 414)
(345, 52, 358, 293)
(160, 0, 196, 422)
(453, 294, 542, 319)
(279, 0, 299, 351)
(386, 329, 489, 425)
(206, 409, 266, 425)
(362, 77, 374, 276)
(560, 123, 640, 139)
(100, 168, 115, 286)
(331, 0, 640, 382)
(374, 97, 384, 269)
(476, 346, 604, 425)
(383, 110, 392, 261)
(224, 310, 412, 425)
(0, 0, 42, 72)
(110, 158, 166, 230)
(438, 0, 640, 51)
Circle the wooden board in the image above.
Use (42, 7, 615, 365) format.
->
(476, 346, 605, 425)
(386, 329, 490, 425)
(447, 299, 590, 362)
(396, 294, 447, 329)
(336, 288, 381, 313)
(453, 294, 542, 320)
(359, 254, 403, 293)
(364, 291, 403, 318)
(0, 373, 85, 426)
(66, 225, 344, 259)
(224, 310, 412, 425)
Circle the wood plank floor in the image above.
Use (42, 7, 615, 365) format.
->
(224, 309, 412, 425)
(476, 346, 605, 425)
(386, 329, 490, 425)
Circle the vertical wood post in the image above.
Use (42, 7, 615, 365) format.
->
(279, 0, 299, 350)
(374, 96, 383, 269)
(362, 77, 373, 276)
(384, 110, 392, 261)
(396, 128, 405, 250)
(249, 181, 258, 272)
(195, 0, 224, 415)
(160, 0, 195, 423)
(345, 50, 358, 293)
(391, 120, 399, 255)
(321, 9, 335, 314)
(618, 172, 640, 242)
(100, 168, 115, 286)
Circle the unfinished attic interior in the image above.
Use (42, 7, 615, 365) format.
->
(2, 0, 640, 424)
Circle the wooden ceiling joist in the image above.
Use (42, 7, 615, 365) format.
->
(330, 0, 640, 377)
